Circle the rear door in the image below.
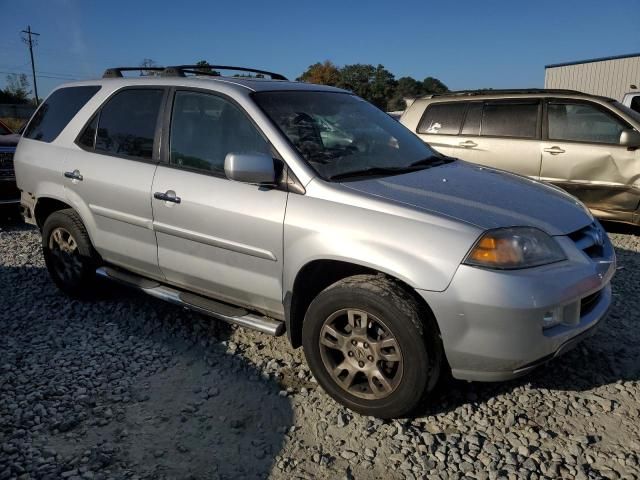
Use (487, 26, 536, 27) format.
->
(467, 99, 543, 179)
(68, 87, 167, 278)
(151, 89, 288, 316)
(414, 102, 479, 160)
(540, 99, 640, 214)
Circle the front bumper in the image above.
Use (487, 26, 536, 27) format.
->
(419, 232, 616, 382)
(0, 178, 20, 206)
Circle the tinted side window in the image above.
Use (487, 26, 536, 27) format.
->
(77, 115, 97, 149)
(417, 103, 467, 135)
(24, 86, 100, 142)
(548, 103, 626, 144)
(461, 103, 482, 135)
(170, 91, 270, 174)
(95, 89, 164, 160)
(631, 96, 640, 114)
(481, 102, 538, 138)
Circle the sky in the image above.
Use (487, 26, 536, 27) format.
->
(1, 0, 639, 99)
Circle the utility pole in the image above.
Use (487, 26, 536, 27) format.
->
(21, 26, 40, 104)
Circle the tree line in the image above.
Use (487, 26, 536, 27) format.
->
(297, 61, 449, 111)
(0, 74, 34, 104)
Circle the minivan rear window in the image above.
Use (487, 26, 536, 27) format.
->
(417, 103, 466, 135)
(24, 86, 101, 143)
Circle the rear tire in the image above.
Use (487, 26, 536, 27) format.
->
(302, 274, 442, 418)
(42, 209, 99, 298)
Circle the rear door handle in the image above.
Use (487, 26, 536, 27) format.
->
(459, 140, 478, 148)
(154, 190, 181, 204)
(544, 146, 566, 155)
(64, 170, 83, 181)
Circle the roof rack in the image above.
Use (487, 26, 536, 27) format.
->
(102, 65, 288, 81)
(426, 88, 584, 98)
(102, 67, 165, 78)
(163, 65, 287, 80)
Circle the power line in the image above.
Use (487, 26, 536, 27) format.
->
(21, 26, 40, 104)
(0, 70, 82, 81)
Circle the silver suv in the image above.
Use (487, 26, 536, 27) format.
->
(15, 66, 615, 418)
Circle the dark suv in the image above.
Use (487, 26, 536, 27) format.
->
(0, 119, 21, 213)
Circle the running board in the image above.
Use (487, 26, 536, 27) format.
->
(96, 266, 285, 336)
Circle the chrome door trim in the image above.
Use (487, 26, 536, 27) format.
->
(153, 221, 277, 261)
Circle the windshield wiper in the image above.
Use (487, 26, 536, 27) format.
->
(328, 166, 412, 181)
(408, 155, 453, 168)
(329, 155, 453, 181)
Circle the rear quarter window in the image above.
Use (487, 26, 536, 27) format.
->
(24, 86, 101, 143)
(417, 103, 467, 135)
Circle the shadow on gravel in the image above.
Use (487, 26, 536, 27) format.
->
(0, 233, 294, 480)
(422, 242, 640, 418)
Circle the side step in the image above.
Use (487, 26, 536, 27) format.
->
(96, 266, 285, 336)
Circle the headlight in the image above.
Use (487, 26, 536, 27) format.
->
(464, 227, 566, 269)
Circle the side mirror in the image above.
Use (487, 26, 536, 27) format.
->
(224, 152, 276, 185)
(619, 129, 640, 148)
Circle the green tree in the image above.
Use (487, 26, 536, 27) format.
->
(0, 74, 31, 104)
(422, 76, 449, 94)
(195, 60, 220, 76)
(337, 64, 397, 109)
(297, 61, 341, 86)
(387, 76, 423, 111)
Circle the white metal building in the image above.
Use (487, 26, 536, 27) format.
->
(544, 53, 640, 101)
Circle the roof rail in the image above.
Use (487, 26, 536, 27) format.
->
(161, 65, 288, 81)
(102, 65, 288, 81)
(102, 67, 165, 78)
(426, 88, 585, 98)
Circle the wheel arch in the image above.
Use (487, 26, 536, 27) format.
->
(34, 196, 74, 229)
(285, 259, 441, 349)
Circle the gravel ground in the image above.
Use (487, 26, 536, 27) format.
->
(0, 220, 639, 480)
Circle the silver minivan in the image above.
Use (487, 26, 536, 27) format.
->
(400, 89, 640, 226)
(15, 70, 615, 418)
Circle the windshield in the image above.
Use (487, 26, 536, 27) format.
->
(253, 91, 441, 180)
(0, 122, 12, 136)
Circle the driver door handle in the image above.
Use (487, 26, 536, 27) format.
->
(459, 140, 478, 148)
(64, 169, 83, 181)
(544, 146, 566, 155)
(154, 190, 181, 204)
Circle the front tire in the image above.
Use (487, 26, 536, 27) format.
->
(42, 209, 99, 298)
(302, 274, 442, 418)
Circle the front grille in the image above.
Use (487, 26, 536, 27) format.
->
(568, 223, 605, 259)
(0, 151, 14, 169)
(0, 151, 15, 180)
(580, 290, 601, 317)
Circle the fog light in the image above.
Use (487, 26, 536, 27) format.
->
(542, 308, 563, 329)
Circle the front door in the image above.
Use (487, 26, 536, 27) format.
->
(540, 100, 640, 214)
(151, 90, 288, 316)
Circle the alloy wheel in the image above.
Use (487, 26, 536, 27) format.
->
(318, 308, 404, 400)
(48, 227, 83, 284)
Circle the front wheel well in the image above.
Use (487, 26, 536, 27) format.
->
(34, 198, 74, 229)
(286, 260, 439, 348)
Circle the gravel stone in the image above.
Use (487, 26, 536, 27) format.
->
(1, 222, 640, 479)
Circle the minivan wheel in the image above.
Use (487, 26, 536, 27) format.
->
(42, 209, 99, 297)
(302, 274, 442, 418)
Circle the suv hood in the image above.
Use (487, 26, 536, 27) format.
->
(341, 161, 593, 236)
